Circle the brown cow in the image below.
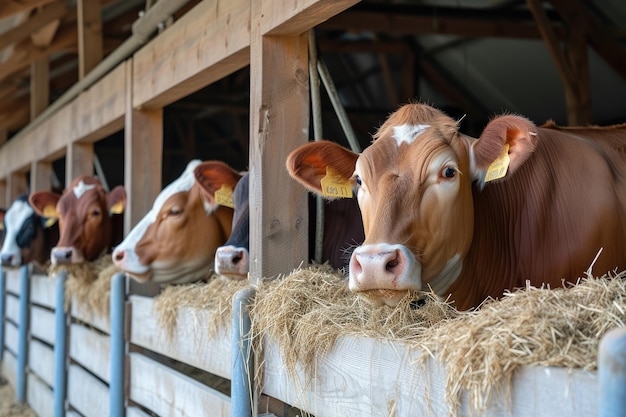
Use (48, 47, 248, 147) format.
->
(287, 103, 626, 310)
(112, 160, 234, 284)
(29, 177, 126, 265)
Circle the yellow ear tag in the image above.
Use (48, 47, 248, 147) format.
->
(109, 201, 125, 215)
(484, 144, 510, 183)
(43, 205, 59, 218)
(215, 185, 235, 208)
(320, 167, 353, 198)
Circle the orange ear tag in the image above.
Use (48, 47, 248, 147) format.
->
(320, 167, 353, 198)
(484, 144, 510, 183)
(215, 185, 235, 208)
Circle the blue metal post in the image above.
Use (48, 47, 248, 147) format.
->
(599, 326, 626, 417)
(231, 286, 256, 417)
(16, 265, 30, 403)
(0, 266, 6, 364)
(110, 272, 126, 417)
(53, 271, 68, 417)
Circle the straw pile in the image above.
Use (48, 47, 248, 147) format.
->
(153, 274, 249, 340)
(250, 266, 626, 414)
(49, 254, 120, 317)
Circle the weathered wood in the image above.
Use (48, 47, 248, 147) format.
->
(262, 335, 598, 417)
(0, 181, 6, 207)
(0, 62, 126, 179)
(248, 23, 310, 281)
(129, 353, 231, 416)
(26, 373, 53, 417)
(129, 295, 231, 379)
(7, 173, 27, 202)
(1, 350, 17, 389)
(30, 161, 53, 193)
(30, 59, 49, 119)
(131, 0, 250, 109)
(67, 364, 110, 417)
(5, 269, 21, 295)
(70, 298, 110, 334)
(126, 407, 153, 417)
(30, 305, 55, 345)
(30, 7, 61, 47)
(29, 274, 56, 308)
(4, 321, 18, 355)
(0, 1, 67, 52)
(69, 323, 110, 383)
(260, 0, 359, 36)
(77, 0, 103, 79)
(0, 0, 55, 19)
(124, 60, 163, 234)
(5, 294, 19, 324)
(66, 142, 94, 185)
(28, 339, 55, 387)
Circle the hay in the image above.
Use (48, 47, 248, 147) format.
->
(153, 274, 249, 341)
(49, 254, 119, 317)
(249, 266, 626, 415)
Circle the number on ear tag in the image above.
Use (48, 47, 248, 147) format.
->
(215, 185, 235, 208)
(320, 167, 353, 198)
(484, 144, 510, 183)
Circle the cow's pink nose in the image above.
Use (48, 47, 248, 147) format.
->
(215, 246, 249, 279)
(52, 247, 73, 264)
(349, 245, 407, 292)
(113, 249, 124, 263)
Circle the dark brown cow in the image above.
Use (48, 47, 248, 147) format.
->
(29, 177, 126, 265)
(287, 103, 626, 310)
(112, 160, 234, 284)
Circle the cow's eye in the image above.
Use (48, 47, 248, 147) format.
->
(169, 207, 183, 216)
(91, 208, 101, 217)
(442, 167, 457, 179)
(355, 175, 362, 186)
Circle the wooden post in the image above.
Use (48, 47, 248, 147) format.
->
(66, 142, 94, 187)
(7, 173, 27, 202)
(0, 180, 6, 207)
(248, 15, 310, 283)
(30, 161, 52, 192)
(77, 0, 103, 79)
(30, 59, 49, 119)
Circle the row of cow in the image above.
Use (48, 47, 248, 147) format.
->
(2, 103, 626, 310)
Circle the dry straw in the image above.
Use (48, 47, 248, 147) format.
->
(249, 265, 626, 414)
(153, 274, 249, 340)
(49, 254, 120, 317)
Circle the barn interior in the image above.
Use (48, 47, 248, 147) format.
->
(0, 0, 624, 192)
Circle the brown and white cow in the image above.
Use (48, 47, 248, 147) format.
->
(287, 103, 626, 310)
(201, 163, 364, 280)
(112, 160, 234, 284)
(29, 177, 126, 265)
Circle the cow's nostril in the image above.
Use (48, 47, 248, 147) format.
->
(114, 251, 124, 262)
(64, 251, 72, 259)
(232, 255, 242, 265)
(386, 258, 399, 271)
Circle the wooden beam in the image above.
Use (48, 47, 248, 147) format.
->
(77, 0, 103, 79)
(30, 8, 61, 47)
(0, 0, 55, 19)
(30, 59, 49, 119)
(7, 172, 27, 202)
(249, 2, 310, 282)
(30, 160, 52, 192)
(66, 142, 94, 185)
(261, 0, 359, 36)
(0, 100, 29, 132)
(0, 1, 67, 52)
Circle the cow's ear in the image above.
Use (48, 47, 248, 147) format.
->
(472, 115, 538, 181)
(286, 140, 359, 195)
(194, 161, 243, 199)
(107, 186, 126, 215)
(29, 192, 61, 218)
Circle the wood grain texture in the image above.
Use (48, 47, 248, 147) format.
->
(129, 295, 232, 379)
(28, 339, 55, 386)
(260, 0, 359, 35)
(29, 274, 57, 309)
(71, 298, 111, 334)
(26, 372, 53, 417)
(4, 321, 18, 355)
(69, 323, 111, 383)
(67, 364, 110, 417)
(1, 351, 17, 390)
(129, 353, 231, 416)
(30, 305, 55, 345)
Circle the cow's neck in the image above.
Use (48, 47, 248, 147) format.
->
(428, 254, 462, 297)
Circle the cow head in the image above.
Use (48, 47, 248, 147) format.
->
(112, 160, 235, 284)
(0, 195, 59, 268)
(287, 103, 537, 307)
(30, 177, 126, 265)
(194, 165, 248, 280)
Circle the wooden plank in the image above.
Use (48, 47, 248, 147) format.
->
(5, 294, 19, 324)
(30, 59, 50, 119)
(5, 269, 21, 294)
(29, 274, 57, 309)
(124, 60, 163, 234)
(67, 364, 110, 417)
(262, 336, 597, 416)
(7, 173, 28, 202)
(30, 305, 55, 345)
(28, 339, 55, 387)
(0, 180, 6, 207)
(26, 373, 53, 417)
(260, 0, 359, 36)
(66, 142, 94, 184)
(248, 26, 309, 281)
(129, 353, 231, 416)
(4, 321, 18, 355)
(0, 1, 68, 52)
(77, 0, 103, 79)
(0, 0, 55, 19)
(70, 299, 111, 334)
(129, 295, 231, 379)
(69, 323, 110, 383)
(0, 62, 126, 179)
(30, 161, 53, 193)
(1, 350, 18, 389)
(126, 407, 153, 417)
(131, 0, 250, 108)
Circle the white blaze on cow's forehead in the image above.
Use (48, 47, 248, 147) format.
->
(392, 124, 430, 146)
(1, 200, 34, 255)
(73, 180, 97, 199)
(115, 160, 210, 251)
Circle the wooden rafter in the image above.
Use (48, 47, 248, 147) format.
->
(0, 1, 67, 52)
(0, 0, 55, 19)
(77, 0, 103, 79)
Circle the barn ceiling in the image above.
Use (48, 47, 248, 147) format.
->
(0, 0, 624, 170)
